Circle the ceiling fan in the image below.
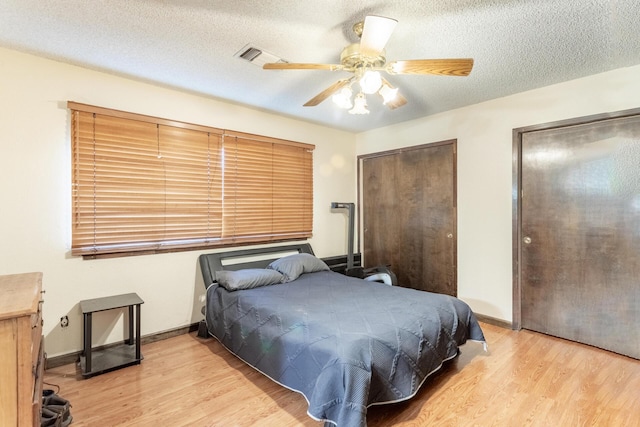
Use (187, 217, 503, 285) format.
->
(263, 15, 474, 114)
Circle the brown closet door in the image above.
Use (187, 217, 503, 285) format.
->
(362, 142, 456, 296)
(521, 116, 640, 359)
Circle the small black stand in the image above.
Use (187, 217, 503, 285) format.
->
(79, 293, 144, 378)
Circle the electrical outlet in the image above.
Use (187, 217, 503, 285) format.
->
(60, 315, 69, 328)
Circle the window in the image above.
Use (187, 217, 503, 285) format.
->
(69, 102, 314, 258)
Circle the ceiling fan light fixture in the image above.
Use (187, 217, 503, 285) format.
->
(332, 86, 353, 109)
(379, 83, 398, 104)
(349, 92, 369, 115)
(360, 70, 382, 94)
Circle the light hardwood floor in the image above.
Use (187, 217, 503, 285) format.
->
(44, 322, 640, 426)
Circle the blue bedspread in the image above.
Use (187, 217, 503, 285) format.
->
(205, 270, 485, 427)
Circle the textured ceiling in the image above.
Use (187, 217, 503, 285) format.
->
(1, 0, 639, 133)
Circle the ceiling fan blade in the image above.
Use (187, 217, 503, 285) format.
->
(263, 63, 343, 71)
(360, 15, 398, 57)
(387, 58, 474, 76)
(379, 78, 407, 110)
(385, 93, 407, 110)
(303, 78, 353, 107)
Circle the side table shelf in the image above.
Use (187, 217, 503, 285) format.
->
(79, 293, 144, 378)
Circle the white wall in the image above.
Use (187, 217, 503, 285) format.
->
(356, 64, 640, 322)
(0, 47, 357, 357)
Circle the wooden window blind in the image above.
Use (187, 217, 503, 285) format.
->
(222, 134, 313, 244)
(69, 102, 314, 257)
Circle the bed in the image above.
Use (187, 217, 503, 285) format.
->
(199, 244, 486, 427)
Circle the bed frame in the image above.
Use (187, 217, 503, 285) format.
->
(198, 243, 314, 287)
(199, 243, 392, 292)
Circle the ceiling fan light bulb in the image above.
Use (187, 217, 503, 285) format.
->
(335, 98, 353, 109)
(332, 86, 353, 109)
(348, 92, 370, 115)
(379, 83, 398, 104)
(360, 70, 382, 94)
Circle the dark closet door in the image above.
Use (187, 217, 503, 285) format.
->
(521, 116, 640, 359)
(361, 142, 456, 296)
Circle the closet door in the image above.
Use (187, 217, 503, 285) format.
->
(520, 115, 640, 359)
(361, 141, 456, 296)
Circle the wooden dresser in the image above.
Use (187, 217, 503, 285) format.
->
(0, 272, 44, 427)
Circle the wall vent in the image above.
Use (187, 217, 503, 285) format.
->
(239, 47, 262, 61)
(234, 44, 287, 67)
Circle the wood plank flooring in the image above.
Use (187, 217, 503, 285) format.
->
(44, 323, 640, 426)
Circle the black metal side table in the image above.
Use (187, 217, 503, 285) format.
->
(79, 293, 144, 378)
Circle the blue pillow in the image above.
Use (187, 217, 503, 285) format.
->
(215, 269, 284, 291)
(267, 253, 330, 282)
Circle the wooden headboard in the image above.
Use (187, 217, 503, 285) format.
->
(198, 243, 314, 287)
